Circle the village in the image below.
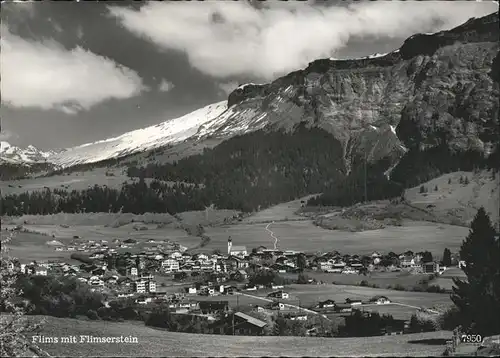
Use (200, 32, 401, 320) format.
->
(7, 229, 465, 336)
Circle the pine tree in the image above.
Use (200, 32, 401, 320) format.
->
(451, 207, 500, 336)
(464, 176, 470, 185)
(434, 185, 438, 191)
(442, 248, 452, 267)
(448, 178, 452, 185)
(422, 251, 434, 263)
(296, 253, 307, 273)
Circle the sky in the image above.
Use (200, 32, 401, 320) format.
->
(1, 0, 498, 150)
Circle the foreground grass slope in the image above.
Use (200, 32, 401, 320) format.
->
(27, 316, 452, 357)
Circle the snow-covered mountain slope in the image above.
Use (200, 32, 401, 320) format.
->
(0, 141, 57, 164)
(48, 101, 229, 168)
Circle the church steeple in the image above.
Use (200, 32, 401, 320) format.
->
(227, 236, 232, 255)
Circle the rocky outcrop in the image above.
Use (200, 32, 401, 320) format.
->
(224, 12, 499, 173)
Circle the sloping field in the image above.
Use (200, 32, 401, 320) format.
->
(203, 220, 469, 255)
(3, 226, 200, 263)
(175, 209, 241, 227)
(26, 316, 452, 357)
(3, 232, 81, 264)
(0, 167, 199, 195)
(240, 195, 318, 224)
(430, 267, 467, 291)
(405, 170, 499, 229)
(2, 212, 177, 226)
(0, 168, 128, 195)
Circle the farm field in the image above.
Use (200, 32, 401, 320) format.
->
(287, 271, 431, 291)
(255, 284, 453, 314)
(203, 220, 469, 255)
(26, 315, 453, 357)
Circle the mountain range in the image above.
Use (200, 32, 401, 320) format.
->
(1, 12, 498, 178)
(0, 141, 58, 165)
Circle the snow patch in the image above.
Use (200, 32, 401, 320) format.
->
(389, 125, 396, 135)
(237, 83, 262, 90)
(364, 52, 389, 59)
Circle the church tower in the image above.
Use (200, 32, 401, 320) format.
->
(227, 237, 232, 255)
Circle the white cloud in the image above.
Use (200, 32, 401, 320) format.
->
(0, 128, 17, 142)
(158, 79, 174, 92)
(0, 25, 147, 114)
(109, 1, 498, 80)
(217, 81, 239, 96)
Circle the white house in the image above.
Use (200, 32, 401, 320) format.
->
(89, 276, 104, 287)
(134, 279, 147, 293)
(318, 260, 334, 272)
(34, 267, 48, 276)
(270, 302, 286, 310)
(267, 290, 290, 299)
(197, 253, 209, 261)
(371, 296, 391, 305)
(162, 259, 180, 272)
(135, 297, 153, 305)
(341, 267, 358, 274)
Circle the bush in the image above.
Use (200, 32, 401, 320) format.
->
(408, 313, 438, 333)
(426, 285, 445, 293)
(359, 280, 369, 287)
(412, 286, 424, 292)
(86, 309, 99, 320)
(394, 284, 406, 291)
(438, 306, 461, 331)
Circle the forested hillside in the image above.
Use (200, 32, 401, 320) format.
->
(1, 127, 403, 215)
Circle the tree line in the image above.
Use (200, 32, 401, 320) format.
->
(1, 126, 406, 216)
(2, 125, 498, 216)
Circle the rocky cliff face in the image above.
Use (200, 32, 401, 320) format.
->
(224, 12, 499, 173)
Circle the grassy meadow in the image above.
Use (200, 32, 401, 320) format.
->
(202, 220, 469, 255)
(25, 315, 453, 357)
